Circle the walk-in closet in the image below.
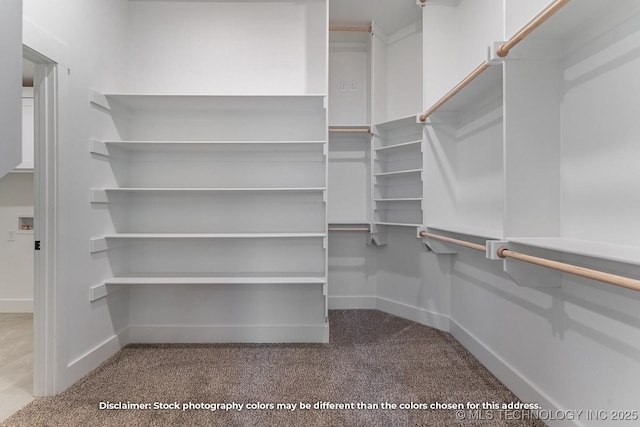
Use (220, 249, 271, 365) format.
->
(1, 0, 639, 425)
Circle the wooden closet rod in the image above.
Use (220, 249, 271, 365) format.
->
(418, 61, 490, 122)
(419, 231, 486, 252)
(329, 26, 371, 33)
(329, 127, 371, 134)
(496, 0, 571, 57)
(420, 230, 640, 291)
(329, 227, 371, 232)
(497, 247, 640, 292)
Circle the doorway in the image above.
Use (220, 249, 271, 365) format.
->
(0, 55, 36, 422)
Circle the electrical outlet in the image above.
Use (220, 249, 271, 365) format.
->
(8, 231, 15, 241)
(340, 81, 347, 92)
(349, 81, 356, 92)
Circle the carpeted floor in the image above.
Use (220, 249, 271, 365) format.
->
(2, 310, 544, 426)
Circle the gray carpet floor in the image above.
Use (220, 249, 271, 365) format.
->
(2, 310, 544, 426)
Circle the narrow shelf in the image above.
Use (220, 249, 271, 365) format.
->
(374, 114, 421, 132)
(374, 169, 423, 177)
(374, 140, 421, 152)
(375, 222, 422, 227)
(104, 276, 327, 285)
(374, 198, 422, 202)
(507, 237, 640, 267)
(427, 225, 502, 240)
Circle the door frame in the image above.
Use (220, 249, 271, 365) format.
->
(23, 45, 62, 397)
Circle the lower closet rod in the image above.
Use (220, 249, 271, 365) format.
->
(497, 247, 640, 292)
(419, 231, 486, 252)
(420, 231, 640, 292)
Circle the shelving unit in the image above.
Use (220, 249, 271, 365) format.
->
(420, 0, 640, 276)
(90, 89, 329, 342)
(501, 0, 640, 254)
(327, 25, 373, 226)
(372, 115, 423, 241)
(422, 62, 504, 241)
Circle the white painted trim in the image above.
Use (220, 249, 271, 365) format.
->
(22, 19, 70, 69)
(450, 320, 574, 427)
(0, 299, 34, 313)
(129, 324, 329, 343)
(65, 328, 130, 383)
(376, 296, 451, 332)
(328, 295, 377, 309)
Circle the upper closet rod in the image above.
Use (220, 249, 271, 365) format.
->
(496, 0, 571, 57)
(329, 127, 371, 134)
(419, 231, 640, 292)
(329, 26, 371, 33)
(418, 62, 490, 122)
(418, 0, 570, 122)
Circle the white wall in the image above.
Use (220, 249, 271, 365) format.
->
(23, 0, 130, 393)
(0, 173, 33, 313)
(386, 25, 422, 121)
(126, 0, 327, 95)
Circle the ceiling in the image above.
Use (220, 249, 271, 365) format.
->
(329, 0, 422, 35)
(21, 1, 422, 87)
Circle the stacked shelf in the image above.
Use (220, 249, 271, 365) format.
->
(90, 91, 329, 342)
(372, 115, 424, 236)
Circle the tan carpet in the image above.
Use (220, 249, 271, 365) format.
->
(2, 310, 543, 426)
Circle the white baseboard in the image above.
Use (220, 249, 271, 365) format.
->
(0, 299, 33, 313)
(450, 321, 575, 427)
(64, 327, 130, 389)
(328, 295, 377, 309)
(376, 297, 450, 332)
(129, 324, 329, 344)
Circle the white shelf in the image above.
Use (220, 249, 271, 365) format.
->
(426, 63, 503, 117)
(95, 93, 327, 113)
(104, 276, 327, 285)
(95, 187, 326, 193)
(96, 140, 326, 154)
(374, 198, 421, 202)
(507, 237, 640, 267)
(99, 233, 326, 239)
(374, 140, 421, 152)
(516, 0, 615, 43)
(375, 222, 422, 228)
(427, 225, 503, 240)
(374, 168, 422, 177)
(374, 114, 420, 132)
